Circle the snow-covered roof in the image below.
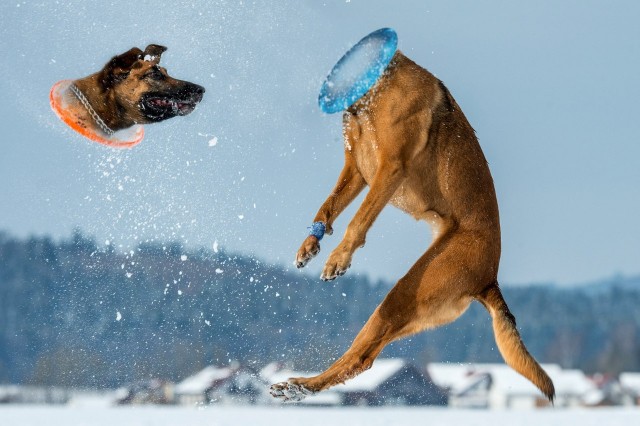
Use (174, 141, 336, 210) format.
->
(259, 362, 282, 381)
(261, 359, 408, 393)
(486, 363, 561, 395)
(428, 362, 594, 396)
(333, 358, 407, 392)
(175, 365, 236, 395)
(552, 369, 596, 395)
(259, 362, 321, 386)
(427, 363, 480, 392)
(620, 372, 640, 393)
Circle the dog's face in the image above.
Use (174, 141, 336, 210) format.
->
(98, 44, 205, 125)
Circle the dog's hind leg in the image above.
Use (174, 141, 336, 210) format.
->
(477, 283, 555, 402)
(271, 230, 479, 401)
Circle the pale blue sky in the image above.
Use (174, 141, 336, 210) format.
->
(0, 0, 638, 286)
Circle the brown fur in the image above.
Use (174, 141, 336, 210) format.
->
(271, 51, 555, 402)
(68, 44, 204, 133)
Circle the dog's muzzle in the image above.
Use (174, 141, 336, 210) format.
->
(140, 84, 205, 121)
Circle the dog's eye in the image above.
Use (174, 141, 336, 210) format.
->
(145, 67, 165, 81)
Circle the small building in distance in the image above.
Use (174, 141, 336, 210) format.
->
(175, 363, 270, 406)
(262, 358, 447, 406)
(619, 372, 640, 406)
(175, 364, 238, 405)
(428, 363, 598, 409)
(333, 358, 448, 406)
(115, 379, 174, 405)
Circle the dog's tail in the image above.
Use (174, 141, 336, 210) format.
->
(477, 283, 555, 403)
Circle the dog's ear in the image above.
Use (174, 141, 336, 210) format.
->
(100, 47, 144, 89)
(142, 44, 167, 64)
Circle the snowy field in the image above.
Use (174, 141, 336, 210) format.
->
(0, 406, 638, 426)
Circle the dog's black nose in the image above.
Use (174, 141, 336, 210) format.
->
(192, 84, 205, 95)
(179, 83, 205, 103)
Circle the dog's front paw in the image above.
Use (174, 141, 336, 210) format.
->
(320, 248, 352, 281)
(270, 381, 315, 402)
(295, 235, 321, 268)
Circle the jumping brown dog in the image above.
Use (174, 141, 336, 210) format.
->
(270, 51, 555, 402)
(67, 44, 204, 135)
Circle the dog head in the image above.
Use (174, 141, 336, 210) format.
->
(97, 44, 205, 127)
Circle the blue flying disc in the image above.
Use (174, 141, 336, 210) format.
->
(318, 28, 398, 114)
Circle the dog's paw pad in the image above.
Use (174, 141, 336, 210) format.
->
(270, 382, 314, 402)
(320, 263, 351, 281)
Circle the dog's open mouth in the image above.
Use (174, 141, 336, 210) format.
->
(141, 95, 198, 119)
(139, 83, 204, 123)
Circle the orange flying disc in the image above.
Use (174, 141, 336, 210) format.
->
(49, 80, 144, 149)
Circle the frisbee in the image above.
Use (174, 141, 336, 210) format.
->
(318, 28, 398, 114)
(50, 80, 144, 149)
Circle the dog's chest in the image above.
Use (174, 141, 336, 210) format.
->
(344, 112, 379, 183)
(344, 111, 432, 220)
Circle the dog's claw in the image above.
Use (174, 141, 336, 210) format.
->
(296, 248, 320, 269)
(321, 268, 348, 281)
(321, 252, 352, 281)
(270, 381, 314, 402)
(320, 273, 335, 282)
(296, 237, 321, 269)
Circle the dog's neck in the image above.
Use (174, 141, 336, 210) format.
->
(72, 75, 135, 132)
(69, 82, 115, 136)
(347, 50, 406, 116)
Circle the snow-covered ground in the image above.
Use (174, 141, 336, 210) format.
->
(0, 406, 638, 426)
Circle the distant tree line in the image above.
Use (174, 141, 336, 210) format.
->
(0, 230, 639, 387)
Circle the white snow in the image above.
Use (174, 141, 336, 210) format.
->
(0, 406, 637, 426)
(180, 255, 188, 261)
(115, 311, 122, 321)
(208, 137, 218, 147)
